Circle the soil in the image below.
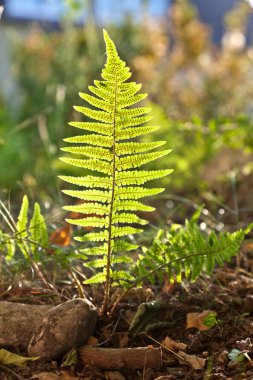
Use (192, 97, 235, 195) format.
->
(1, 243, 253, 380)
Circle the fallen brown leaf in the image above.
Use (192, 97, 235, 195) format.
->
(162, 273, 178, 294)
(178, 351, 206, 370)
(186, 310, 216, 331)
(163, 336, 187, 351)
(60, 370, 79, 380)
(30, 373, 60, 380)
(87, 336, 99, 346)
(30, 370, 79, 380)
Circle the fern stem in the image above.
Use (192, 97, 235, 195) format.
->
(101, 74, 118, 315)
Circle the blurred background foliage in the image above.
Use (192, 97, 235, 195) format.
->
(1, 0, 253, 224)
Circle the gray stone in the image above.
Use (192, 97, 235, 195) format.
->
(0, 301, 52, 349)
(28, 298, 97, 360)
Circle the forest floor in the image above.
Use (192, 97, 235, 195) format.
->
(1, 241, 253, 380)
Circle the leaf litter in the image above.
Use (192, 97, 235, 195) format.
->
(2, 253, 253, 379)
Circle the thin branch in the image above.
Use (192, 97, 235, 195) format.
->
(0, 363, 26, 380)
(69, 266, 85, 299)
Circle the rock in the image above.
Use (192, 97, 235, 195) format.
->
(28, 298, 97, 360)
(0, 301, 52, 349)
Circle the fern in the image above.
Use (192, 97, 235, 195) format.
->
(0, 196, 51, 288)
(60, 30, 172, 313)
(29, 202, 48, 261)
(7, 195, 48, 262)
(135, 215, 253, 284)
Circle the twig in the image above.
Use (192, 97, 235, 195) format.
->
(69, 266, 85, 299)
(144, 333, 186, 363)
(0, 363, 26, 380)
(230, 171, 239, 226)
(97, 310, 123, 347)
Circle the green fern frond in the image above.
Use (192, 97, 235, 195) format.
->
(60, 29, 172, 312)
(29, 202, 48, 247)
(16, 195, 29, 257)
(3, 196, 48, 263)
(16, 195, 29, 240)
(135, 219, 253, 285)
(29, 202, 48, 260)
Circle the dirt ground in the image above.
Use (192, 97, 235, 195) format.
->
(1, 242, 253, 380)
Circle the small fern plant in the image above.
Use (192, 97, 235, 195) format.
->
(59, 30, 172, 313)
(0, 195, 48, 262)
(135, 210, 253, 285)
(0, 195, 49, 287)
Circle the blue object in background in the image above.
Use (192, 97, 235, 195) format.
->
(3, 0, 169, 23)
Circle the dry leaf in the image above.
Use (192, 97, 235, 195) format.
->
(178, 351, 206, 370)
(186, 310, 217, 331)
(162, 273, 177, 294)
(242, 241, 253, 252)
(163, 336, 187, 351)
(30, 373, 60, 380)
(236, 337, 253, 352)
(49, 223, 72, 246)
(87, 336, 99, 346)
(60, 370, 79, 380)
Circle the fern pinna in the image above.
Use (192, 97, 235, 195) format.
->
(59, 30, 172, 312)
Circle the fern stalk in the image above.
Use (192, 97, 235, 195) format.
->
(60, 30, 172, 314)
(104, 75, 118, 314)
